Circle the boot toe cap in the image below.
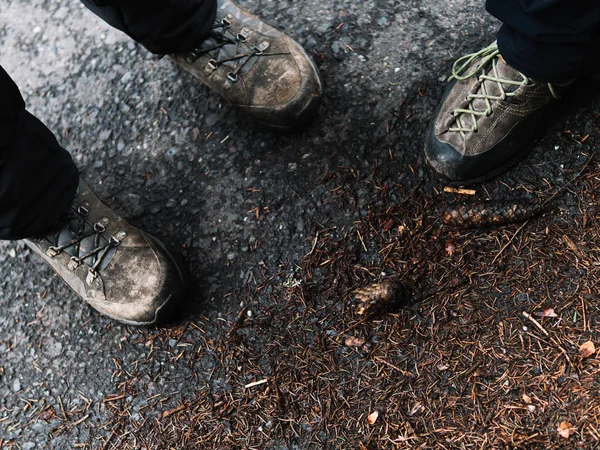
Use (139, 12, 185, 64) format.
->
(99, 235, 187, 326)
(425, 126, 475, 183)
(240, 39, 322, 131)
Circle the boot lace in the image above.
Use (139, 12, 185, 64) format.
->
(45, 202, 127, 285)
(448, 43, 561, 136)
(184, 16, 268, 84)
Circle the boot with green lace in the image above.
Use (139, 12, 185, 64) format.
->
(170, 0, 322, 132)
(425, 42, 572, 184)
(23, 179, 188, 326)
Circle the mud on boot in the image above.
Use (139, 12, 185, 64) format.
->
(24, 179, 188, 326)
(170, 0, 322, 132)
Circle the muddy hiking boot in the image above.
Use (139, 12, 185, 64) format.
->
(425, 42, 573, 184)
(23, 180, 187, 326)
(170, 0, 322, 132)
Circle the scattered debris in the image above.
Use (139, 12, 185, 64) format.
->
(381, 217, 395, 232)
(443, 200, 551, 228)
(162, 404, 186, 419)
(535, 308, 558, 318)
(443, 186, 476, 195)
(557, 421, 576, 439)
(244, 378, 269, 389)
(579, 341, 596, 359)
(445, 240, 455, 256)
(522, 311, 549, 336)
(354, 279, 415, 316)
(408, 403, 424, 416)
(345, 336, 365, 347)
(367, 410, 379, 425)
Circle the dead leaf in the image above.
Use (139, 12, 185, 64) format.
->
(522, 394, 532, 404)
(437, 363, 449, 371)
(534, 308, 558, 318)
(345, 336, 365, 347)
(579, 341, 596, 358)
(367, 410, 379, 425)
(445, 240, 455, 256)
(557, 421, 575, 439)
(359, 443, 368, 450)
(381, 217, 394, 232)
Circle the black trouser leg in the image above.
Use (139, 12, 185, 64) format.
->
(80, 0, 217, 54)
(0, 66, 79, 241)
(487, 0, 600, 82)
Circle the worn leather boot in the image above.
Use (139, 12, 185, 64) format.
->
(170, 0, 322, 132)
(425, 43, 571, 184)
(24, 180, 187, 326)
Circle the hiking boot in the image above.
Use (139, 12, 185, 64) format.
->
(425, 43, 570, 184)
(24, 180, 187, 326)
(170, 0, 322, 132)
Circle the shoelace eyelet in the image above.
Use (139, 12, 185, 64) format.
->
(207, 59, 218, 70)
(237, 29, 249, 42)
(86, 269, 98, 285)
(227, 72, 239, 83)
(68, 257, 81, 271)
(46, 246, 60, 258)
(94, 218, 109, 233)
(77, 202, 91, 216)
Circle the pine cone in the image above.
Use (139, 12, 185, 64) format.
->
(443, 201, 550, 228)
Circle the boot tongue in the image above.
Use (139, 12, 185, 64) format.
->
(55, 211, 116, 270)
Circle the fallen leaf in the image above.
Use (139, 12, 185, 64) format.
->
(192, 127, 200, 140)
(445, 240, 455, 256)
(345, 336, 365, 347)
(579, 341, 596, 358)
(367, 410, 379, 425)
(381, 217, 394, 232)
(557, 421, 575, 439)
(358, 443, 368, 450)
(534, 308, 558, 318)
(437, 363, 449, 371)
(522, 394, 532, 404)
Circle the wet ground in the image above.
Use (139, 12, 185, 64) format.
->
(2, 1, 600, 449)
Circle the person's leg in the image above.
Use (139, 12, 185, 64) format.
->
(487, 0, 600, 82)
(0, 65, 186, 324)
(0, 66, 79, 240)
(79, 0, 322, 131)
(424, 0, 600, 184)
(79, 0, 217, 54)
